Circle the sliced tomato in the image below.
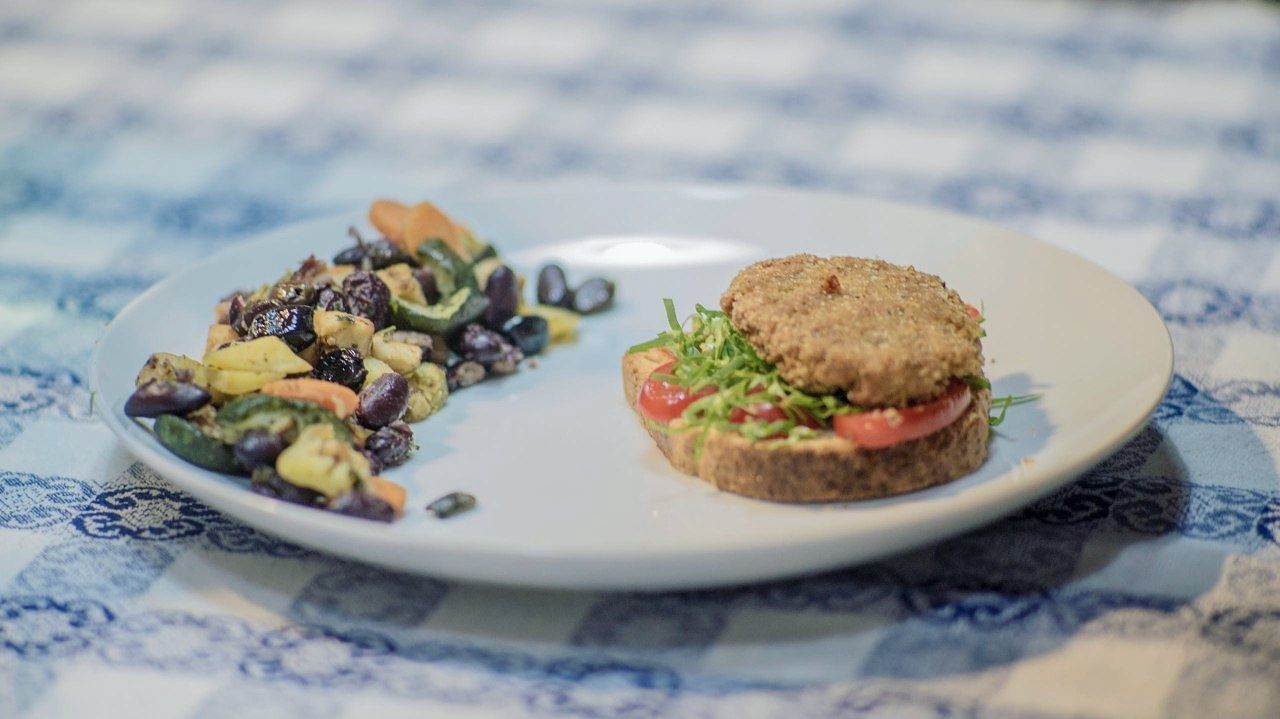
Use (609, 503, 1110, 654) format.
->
(728, 387, 822, 430)
(965, 303, 981, 320)
(834, 380, 972, 450)
(638, 361, 717, 423)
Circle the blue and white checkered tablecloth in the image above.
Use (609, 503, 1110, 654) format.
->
(3, 0, 1280, 716)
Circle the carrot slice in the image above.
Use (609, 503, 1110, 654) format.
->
(402, 201, 471, 260)
(260, 378, 359, 419)
(369, 199, 409, 243)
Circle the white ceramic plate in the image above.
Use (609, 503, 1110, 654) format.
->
(93, 184, 1172, 590)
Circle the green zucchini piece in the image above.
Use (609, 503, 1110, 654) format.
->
(155, 415, 240, 474)
(417, 238, 475, 296)
(216, 394, 352, 442)
(389, 288, 489, 335)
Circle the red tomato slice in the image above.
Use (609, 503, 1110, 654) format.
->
(638, 361, 717, 423)
(728, 387, 822, 430)
(834, 380, 972, 449)
(965, 303, 981, 320)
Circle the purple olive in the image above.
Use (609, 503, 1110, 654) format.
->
(343, 271, 391, 329)
(571, 277, 614, 315)
(356, 373, 409, 429)
(536, 264, 572, 308)
(314, 286, 348, 312)
(483, 265, 519, 329)
(124, 380, 210, 418)
(329, 490, 396, 522)
(451, 323, 522, 374)
(365, 421, 414, 468)
(233, 430, 287, 471)
(233, 299, 282, 335)
(250, 467, 325, 508)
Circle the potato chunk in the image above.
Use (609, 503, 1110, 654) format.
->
(370, 329, 423, 375)
(275, 424, 372, 498)
(203, 336, 312, 374)
(314, 309, 375, 355)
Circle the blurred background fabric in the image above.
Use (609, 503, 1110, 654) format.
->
(2, 0, 1280, 716)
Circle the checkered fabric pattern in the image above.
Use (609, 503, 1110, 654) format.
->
(2, 0, 1280, 716)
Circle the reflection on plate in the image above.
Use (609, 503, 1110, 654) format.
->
(93, 183, 1171, 590)
(512, 234, 762, 269)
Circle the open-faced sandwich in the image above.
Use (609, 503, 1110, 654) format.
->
(623, 254, 999, 502)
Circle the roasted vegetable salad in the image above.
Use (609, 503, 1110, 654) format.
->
(125, 198, 615, 522)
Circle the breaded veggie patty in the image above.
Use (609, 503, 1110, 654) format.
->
(720, 254, 983, 407)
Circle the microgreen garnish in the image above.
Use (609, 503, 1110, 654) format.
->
(630, 299, 1038, 448)
(988, 393, 1040, 427)
(629, 300, 857, 449)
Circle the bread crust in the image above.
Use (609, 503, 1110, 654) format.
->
(623, 348, 990, 502)
(720, 255, 984, 407)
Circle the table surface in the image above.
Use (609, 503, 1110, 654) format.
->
(2, 0, 1279, 717)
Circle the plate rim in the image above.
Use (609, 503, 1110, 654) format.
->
(90, 181, 1174, 589)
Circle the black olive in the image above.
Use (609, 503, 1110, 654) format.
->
(357, 373, 409, 429)
(343, 271, 391, 329)
(124, 380, 210, 418)
(537, 264, 573, 308)
(314, 286, 348, 312)
(330, 491, 396, 522)
(233, 430, 287, 471)
(245, 304, 316, 352)
(451, 323, 522, 373)
(270, 282, 316, 306)
(365, 240, 413, 270)
(572, 277, 614, 315)
(483, 265, 519, 329)
(311, 348, 367, 391)
(446, 359, 486, 390)
(501, 315, 549, 356)
(333, 239, 412, 270)
(332, 245, 365, 265)
(412, 267, 440, 305)
(233, 299, 283, 335)
(365, 421, 414, 468)
(250, 467, 326, 508)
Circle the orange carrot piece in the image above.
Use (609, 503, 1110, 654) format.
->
(369, 199, 409, 244)
(260, 378, 359, 419)
(401, 201, 471, 260)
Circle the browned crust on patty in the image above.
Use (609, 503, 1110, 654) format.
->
(721, 255, 984, 407)
(622, 348, 990, 502)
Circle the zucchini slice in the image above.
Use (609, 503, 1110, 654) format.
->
(216, 394, 353, 442)
(417, 238, 475, 296)
(389, 287, 489, 335)
(155, 415, 240, 474)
